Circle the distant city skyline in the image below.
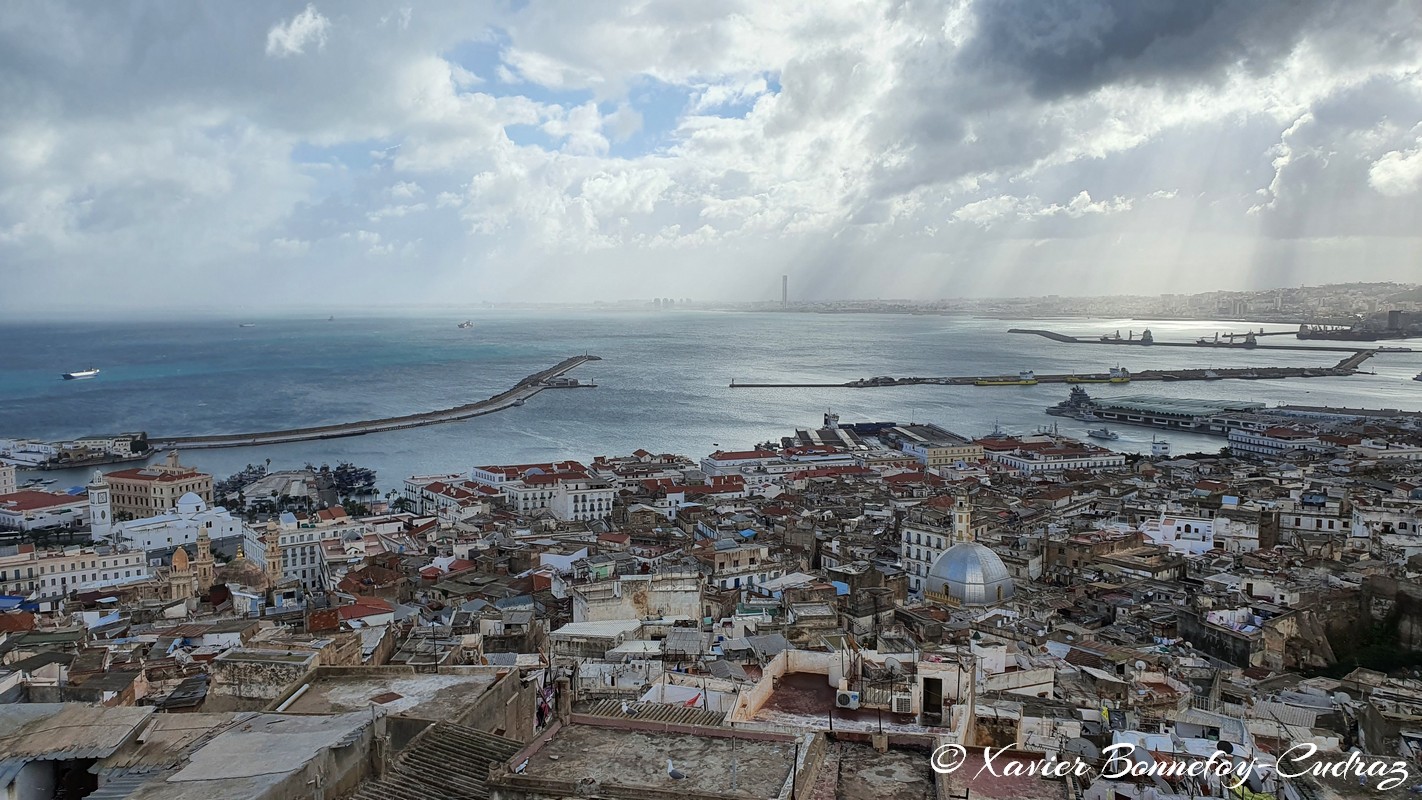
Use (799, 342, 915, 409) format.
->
(1, 2, 1420, 314)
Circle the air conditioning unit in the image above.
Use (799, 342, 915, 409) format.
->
(891, 694, 913, 715)
(835, 691, 861, 710)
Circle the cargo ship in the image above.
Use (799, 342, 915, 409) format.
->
(976, 370, 1037, 386)
(1196, 332, 1257, 348)
(62, 368, 100, 380)
(1067, 366, 1131, 384)
(1099, 329, 1153, 345)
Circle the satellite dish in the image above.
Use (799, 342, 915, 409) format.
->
(1216, 741, 1234, 755)
(1134, 660, 1147, 672)
(1333, 691, 1352, 704)
(884, 657, 903, 676)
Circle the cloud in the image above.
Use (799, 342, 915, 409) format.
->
(266, 4, 331, 58)
(1369, 142, 1422, 196)
(0, 1, 1419, 314)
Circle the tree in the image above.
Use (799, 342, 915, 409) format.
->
(392, 497, 415, 513)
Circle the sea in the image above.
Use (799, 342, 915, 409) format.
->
(3, 311, 1420, 493)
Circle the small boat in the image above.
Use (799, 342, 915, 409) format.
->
(328, 316, 334, 322)
(239, 322, 256, 328)
(1088, 427, 1119, 441)
(1413, 372, 1422, 382)
(457, 320, 474, 329)
(62, 368, 100, 380)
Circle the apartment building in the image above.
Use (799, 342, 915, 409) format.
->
(0, 543, 148, 596)
(106, 451, 213, 519)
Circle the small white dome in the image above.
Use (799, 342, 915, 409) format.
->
(176, 492, 207, 515)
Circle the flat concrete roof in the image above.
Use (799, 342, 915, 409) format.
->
(522, 724, 795, 797)
(132, 712, 376, 800)
(1096, 395, 1266, 417)
(834, 742, 937, 800)
(939, 749, 1065, 800)
(282, 671, 499, 720)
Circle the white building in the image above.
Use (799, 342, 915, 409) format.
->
(473, 461, 616, 522)
(0, 464, 14, 496)
(0, 544, 148, 597)
(900, 496, 978, 596)
(1139, 515, 1217, 556)
(104, 491, 250, 552)
(698, 449, 780, 477)
(1227, 427, 1332, 457)
(0, 491, 88, 532)
(983, 439, 1127, 474)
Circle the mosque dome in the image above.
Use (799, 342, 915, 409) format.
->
(925, 542, 1015, 607)
(216, 550, 268, 591)
(176, 492, 207, 515)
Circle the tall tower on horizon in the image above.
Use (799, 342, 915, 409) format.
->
(781, 275, 788, 307)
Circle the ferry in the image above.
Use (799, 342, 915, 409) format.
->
(1087, 427, 1120, 441)
(62, 368, 100, 380)
(976, 370, 1037, 386)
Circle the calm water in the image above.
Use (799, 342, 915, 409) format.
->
(3, 312, 1420, 491)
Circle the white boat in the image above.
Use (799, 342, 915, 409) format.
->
(62, 368, 100, 380)
(1087, 427, 1119, 441)
(239, 322, 256, 328)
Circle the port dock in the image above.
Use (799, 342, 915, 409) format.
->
(147, 355, 600, 450)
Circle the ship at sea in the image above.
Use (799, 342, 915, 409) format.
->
(239, 322, 256, 328)
(1098, 328, 1153, 345)
(1087, 427, 1120, 441)
(1196, 331, 1257, 348)
(975, 370, 1037, 386)
(62, 368, 100, 380)
(1066, 366, 1131, 384)
(458, 320, 474, 329)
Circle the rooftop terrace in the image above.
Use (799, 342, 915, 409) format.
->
(281, 669, 499, 720)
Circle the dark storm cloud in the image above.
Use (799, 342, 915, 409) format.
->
(957, 0, 1337, 99)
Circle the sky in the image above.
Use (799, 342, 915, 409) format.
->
(1, 0, 1420, 314)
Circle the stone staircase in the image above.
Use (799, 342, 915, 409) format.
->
(348, 721, 523, 800)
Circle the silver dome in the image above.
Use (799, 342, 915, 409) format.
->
(925, 542, 1014, 606)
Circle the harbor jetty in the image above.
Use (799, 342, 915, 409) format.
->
(1007, 328, 1373, 354)
(147, 355, 600, 450)
(729, 350, 1375, 389)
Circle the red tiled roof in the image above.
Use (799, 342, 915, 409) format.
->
(0, 490, 87, 512)
(105, 467, 205, 483)
(707, 449, 777, 461)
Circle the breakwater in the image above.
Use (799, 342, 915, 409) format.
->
(147, 355, 600, 450)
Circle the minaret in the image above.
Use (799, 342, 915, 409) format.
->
(88, 470, 112, 542)
(953, 494, 974, 544)
(194, 526, 215, 590)
(264, 521, 282, 588)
